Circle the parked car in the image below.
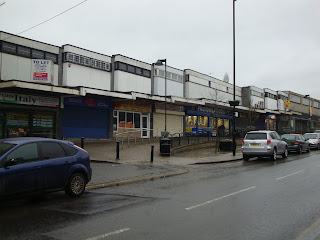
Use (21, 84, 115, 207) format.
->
(314, 130, 320, 133)
(242, 130, 288, 161)
(0, 137, 92, 198)
(303, 133, 320, 150)
(281, 134, 310, 153)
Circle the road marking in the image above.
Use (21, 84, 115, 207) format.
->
(276, 170, 304, 181)
(314, 163, 320, 168)
(185, 186, 256, 210)
(85, 228, 131, 240)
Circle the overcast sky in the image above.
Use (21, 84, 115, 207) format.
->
(0, 0, 319, 99)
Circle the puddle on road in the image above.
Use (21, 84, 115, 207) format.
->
(42, 192, 153, 215)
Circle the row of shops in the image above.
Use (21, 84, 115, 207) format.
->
(0, 90, 318, 140)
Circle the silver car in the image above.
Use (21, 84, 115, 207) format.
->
(242, 130, 288, 161)
(303, 133, 320, 149)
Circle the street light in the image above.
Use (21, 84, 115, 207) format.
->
(232, 0, 236, 156)
(304, 94, 311, 132)
(155, 59, 167, 132)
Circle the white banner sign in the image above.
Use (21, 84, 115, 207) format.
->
(31, 60, 54, 84)
(0, 92, 59, 107)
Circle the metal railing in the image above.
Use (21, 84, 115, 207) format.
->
(115, 129, 157, 149)
(169, 132, 230, 149)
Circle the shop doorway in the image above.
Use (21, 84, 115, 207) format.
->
(142, 114, 149, 138)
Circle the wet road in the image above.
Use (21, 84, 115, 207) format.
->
(2, 151, 320, 240)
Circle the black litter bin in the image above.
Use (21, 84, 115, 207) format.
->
(219, 141, 235, 151)
(160, 138, 171, 156)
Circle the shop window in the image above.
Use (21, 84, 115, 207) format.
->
(119, 112, 125, 127)
(134, 113, 141, 128)
(224, 119, 230, 129)
(126, 112, 134, 128)
(6, 112, 30, 138)
(198, 116, 208, 129)
(32, 114, 54, 138)
(210, 117, 217, 128)
(186, 116, 197, 133)
(32, 49, 45, 59)
(17, 46, 31, 58)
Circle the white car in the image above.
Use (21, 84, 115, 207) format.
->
(303, 133, 320, 150)
(242, 130, 288, 161)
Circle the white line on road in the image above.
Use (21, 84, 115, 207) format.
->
(314, 163, 320, 168)
(85, 228, 131, 240)
(276, 170, 304, 181)
(185, 186, 256, 210)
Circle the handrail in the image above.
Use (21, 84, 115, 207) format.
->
(115, 129, 157, 149)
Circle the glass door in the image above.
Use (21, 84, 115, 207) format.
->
(141, 114, 149, 138)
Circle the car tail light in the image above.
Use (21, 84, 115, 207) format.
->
(242, 139, 245, 145)
(267, 139, 271, 145)
(294, 141, 299, 145)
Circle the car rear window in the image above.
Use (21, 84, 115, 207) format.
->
(245, 133, 267, 140)
(282, 135, 296, 140)
(59, 143, 78, 156)
(0, 143, 16, 157)
(304, 134, 317, 139)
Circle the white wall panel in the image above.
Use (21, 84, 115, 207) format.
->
(1, 54, 59, 85)
(114, 71, 151, 94)
(154, 77, 183, 97)
(63, 63, 111, 90)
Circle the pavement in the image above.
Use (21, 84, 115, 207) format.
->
(79, 138, 243, 190)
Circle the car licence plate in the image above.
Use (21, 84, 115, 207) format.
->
(251, 143, 260, 146)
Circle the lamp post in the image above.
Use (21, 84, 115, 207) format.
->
(304, 94, 311, 132)
(232, 0, 236, 156)
(155, 59, 167, 132)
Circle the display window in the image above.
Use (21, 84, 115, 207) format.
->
(113, 110, 142, 130)
(186, 116, 197, 133)
(2, 111, 55, 139)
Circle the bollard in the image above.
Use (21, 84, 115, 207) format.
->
(81, 137, 84, 149)
(151, 145, 154, 162)
(116, 141, 120, 160)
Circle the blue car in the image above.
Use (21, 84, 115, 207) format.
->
(0, 138, 92, 198)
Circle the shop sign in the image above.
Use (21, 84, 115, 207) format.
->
(114, 100, 152, 113)
(31, 60, 54, 84)
(0, 92, 59, 107)
(284, 100, 290, 109)
(186, 106, 229, 117)
(155, 103, 184, 112)
(267, 115, 276, 120)
(64, 97, 112, 109)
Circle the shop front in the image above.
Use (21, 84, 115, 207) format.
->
(0, 92, 59, 139)
(62, 96, 112, 139)
(153, 103, 185, 137)
(185, 106, 232, 136)
(265, 114, 277, 131)
(113, 99, 152, 138)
